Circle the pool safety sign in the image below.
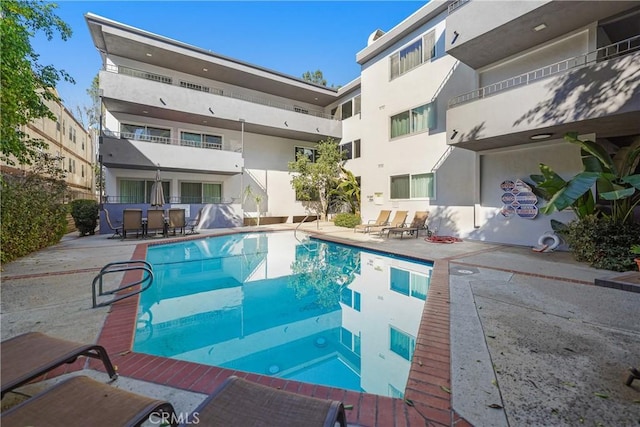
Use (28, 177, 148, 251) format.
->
(499, 179, 538, 219)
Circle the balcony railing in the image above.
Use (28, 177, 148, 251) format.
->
(448, 35, 640, 107)
(105, 64, 334, 119)
(103, 130, 238, 152)
(103, 196, 236, 204)
(447, 0, 470, 15)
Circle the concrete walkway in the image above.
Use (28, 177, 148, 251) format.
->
(1, 222, 639, 425)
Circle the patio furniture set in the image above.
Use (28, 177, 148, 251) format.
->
(355, 209, 430, 238)
(104, 208, 202, 239)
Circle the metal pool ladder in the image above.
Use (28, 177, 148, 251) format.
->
(92, 260, 154, 308)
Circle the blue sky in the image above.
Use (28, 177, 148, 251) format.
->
(32, 1, 427, 119)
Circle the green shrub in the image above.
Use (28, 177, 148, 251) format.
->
(70, 199, 99, 236)
(1, 172, 68, 264)
(561, 215, 640, 271)
(333, 212, 361, 228)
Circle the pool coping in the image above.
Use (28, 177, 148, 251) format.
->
(92, 229, 470, 427)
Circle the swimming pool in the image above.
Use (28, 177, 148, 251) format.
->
(135, 231, 433, 398)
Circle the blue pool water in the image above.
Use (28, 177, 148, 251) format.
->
(135, 231, 433, 397)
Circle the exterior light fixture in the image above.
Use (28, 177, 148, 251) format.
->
(530, 133, 553, 140)
(159, 98, 166, 105)
(203, 68, 208, 72)
(146, 53, 152, 57)
(533, 23, 547, 32)
(451, 129, 459, 140)
(209, 107, 214, 114)
(452, 31, 459, 44)
(284, 121, 288, 127)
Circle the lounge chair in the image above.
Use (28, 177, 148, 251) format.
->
(385, 211, 429, 239)
(179, 375, 347, 427)
(103, 209, 122, 239)
(354, 209, 391, 233)
(168, 208, 186, 235)
(122, 208, 143, 238)
(185, 208, 202, 235)
(369, 210, 408, 235)
(1, 332, 117, 398)
(145, 209, 166, 238)
(1, 376, 176, 427)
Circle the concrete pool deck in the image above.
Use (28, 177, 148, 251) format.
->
(1, 222, 639, 426)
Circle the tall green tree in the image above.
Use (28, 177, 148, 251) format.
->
(288, 138, 344, 220)
(301, 69, 327, 86)
(0, 0, 74, 166)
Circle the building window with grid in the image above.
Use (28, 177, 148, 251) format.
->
(294, 146, 318, 163)
(390, 173, 434, 199)
(390, 30, 436, 80)
(340, 140, 361, 160)
(180, 182, 222, 204)
(390, 102, 436, 139)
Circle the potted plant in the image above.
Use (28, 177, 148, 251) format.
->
(632, 245, 640, 271)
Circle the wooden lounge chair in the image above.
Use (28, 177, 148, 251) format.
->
(1, 376, 176, 427)
(179, 375, 347, 427)
(354, 209, 391, 233)
(1, 332, 117, 398)
(369, 210, 408, 235)
(386, 211, 429, 239)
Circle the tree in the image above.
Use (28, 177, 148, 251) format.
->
(301, 69, 327, 86)
(85, 74, 101, 130)
(288, 138, 344, 221)
(0, 0, 74, 166)
(333, 166, 361, 214)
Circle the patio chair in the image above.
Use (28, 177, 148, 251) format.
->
(122, 208, 143, 239)
(103, 209, 122, 239)
(178, 375, 346, 427)
(1, 376, 176, 427)
(146, 209, 166, 238)
(354, 209, 391, 233)
(168, 208, 186, 235)
(368, 210, 408, 235)
(1, 332, 117, 398)
(185, 208, 203, 235)
(385, 211, 429, 239)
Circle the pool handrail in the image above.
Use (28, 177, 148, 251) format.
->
(92, 260, 154, 308)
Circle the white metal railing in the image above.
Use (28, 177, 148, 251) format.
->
(447, 0, 470, 15)
(448, 35, 640, 108)
(105, 130, 232, 152)
(105, 64, 335, 120)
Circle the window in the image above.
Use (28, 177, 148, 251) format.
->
(390, 30, 436, 79)
(390, 267, 430, 301)
(340, 287, 361, 312)
(180, 182, 222, 203)
(390, 102, 436, 138)
(121, 124, 171, 143)
(390, 173, 434, 199)
(81, 164, 85, 178)
(390, 326, 415, 361)
(294, 146, 318, 163)
(119, 180, 169, 204)
(354, 95, 361, 116)
(179, 81, 210, 93)
(56, 117, 61, 132)
(353, 139, 361, 158)
(67, 158, 75, 174)
(340, 142, 353, 160)
(341, 100, 353, 120)
(180, 131, 222, 149)
(294, 105, 309, 114)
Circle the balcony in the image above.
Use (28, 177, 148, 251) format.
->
(445, 0, 637, 69)
(100, 67, 341, 141)
(100, 131, 243, 174)
(447, 36, 640, 150)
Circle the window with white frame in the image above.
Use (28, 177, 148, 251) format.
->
(390, 102, 436, 139)
(180, 131, 222, 150)
(354, 95, 361, 116)
(119, 179, 170, 204)
(390, 30, 436, 80)
(180, 182, 222, 204)
(389, 326, 415, 361)
(390, 173, 434, 199)
(389, 267, 430, 301)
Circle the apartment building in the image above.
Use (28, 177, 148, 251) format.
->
(87, 0, 639, 245)
(1, 90, 95, 200)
